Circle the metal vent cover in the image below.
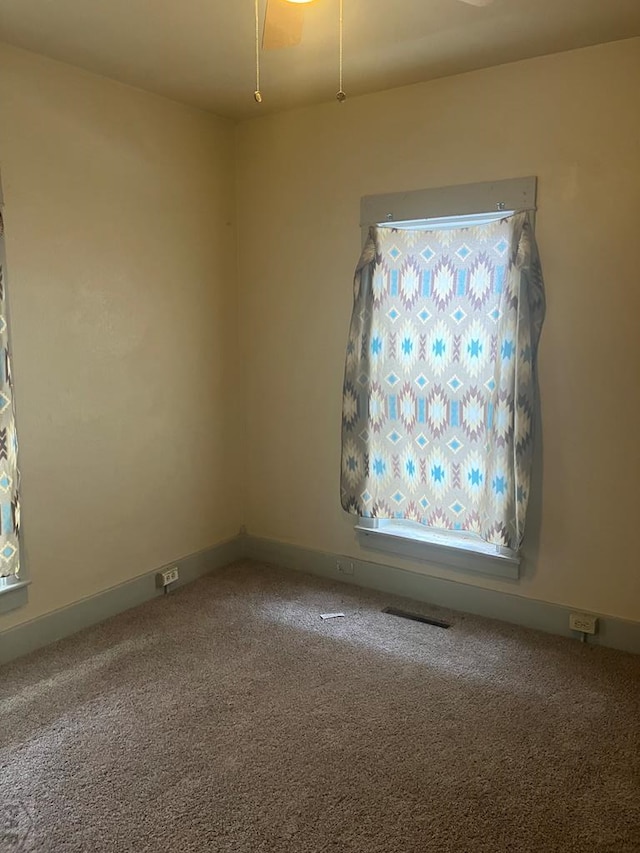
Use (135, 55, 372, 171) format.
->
(382, 607, 450, 629)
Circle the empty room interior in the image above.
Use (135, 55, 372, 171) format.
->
(0, 0, 639, 850)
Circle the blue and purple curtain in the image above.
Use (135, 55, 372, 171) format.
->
(0, 212, 20, 578)
(341, 212, 545, 551)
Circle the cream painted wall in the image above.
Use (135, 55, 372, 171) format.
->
(0, 44, 241, 630)
(1, 37, 638, 636)
(236, 38, 640, 622)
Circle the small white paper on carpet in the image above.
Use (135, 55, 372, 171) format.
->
(320, 612, 345, 620)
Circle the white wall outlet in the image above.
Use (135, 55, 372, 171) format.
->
(157, 567, 179, 588)
(336, 559, 354, 576)
(569, 612, 598, 635)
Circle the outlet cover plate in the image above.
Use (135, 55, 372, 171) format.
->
(569, 612, 598, 634)
(157, 567, 179, 588)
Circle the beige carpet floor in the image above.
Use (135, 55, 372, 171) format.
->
(1, 560, 639, 853)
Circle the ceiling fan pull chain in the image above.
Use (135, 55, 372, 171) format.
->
(336, 0, 346, 102)
(254, 0, 263, 103)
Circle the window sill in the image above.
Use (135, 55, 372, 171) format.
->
(0, 577, 30, 614)
(355, 521, 520, 580)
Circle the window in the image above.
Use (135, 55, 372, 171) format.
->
(0, 187, 24, 612)
(340, 179, 545, 577)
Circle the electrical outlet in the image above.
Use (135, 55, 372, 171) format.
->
(569, 612, 598, 635)
(157, 567, 179, 588)
(336, 559, 354, 576)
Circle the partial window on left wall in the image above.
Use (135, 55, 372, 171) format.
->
(0, 210, 21, 582)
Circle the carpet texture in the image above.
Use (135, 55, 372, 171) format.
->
(1, 560, 639, 852)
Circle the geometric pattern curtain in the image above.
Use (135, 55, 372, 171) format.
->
(0, 212, 21, 578)
(341, 212, 545, 552)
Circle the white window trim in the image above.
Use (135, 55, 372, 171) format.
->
(360, 176, 537, 230)
(353, 177, 536, 581)
(0, 575, 30, 614)
(356, 519, 520, 580)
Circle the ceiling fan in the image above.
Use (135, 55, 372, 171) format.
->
(262, 0, 495, 51)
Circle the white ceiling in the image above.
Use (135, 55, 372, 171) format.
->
(0, 0, 638, 120)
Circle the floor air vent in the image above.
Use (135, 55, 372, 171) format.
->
(382, 607, 450, 629)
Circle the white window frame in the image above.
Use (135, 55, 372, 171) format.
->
(355, 177, 537, 580)
(0, 575, 30, 614)
(356, 518, 520, 580)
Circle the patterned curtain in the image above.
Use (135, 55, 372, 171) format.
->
(0, 212, 20, 578)
(340, 212, 545, 551)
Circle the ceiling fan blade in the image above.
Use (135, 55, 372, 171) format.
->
(457, 0, 495, 6)
(263, 0, 305, 50)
